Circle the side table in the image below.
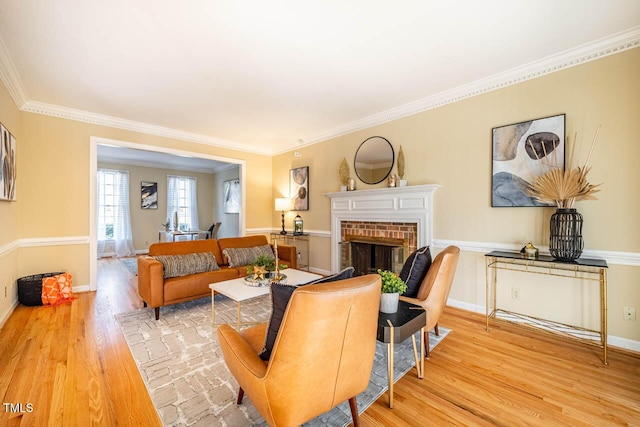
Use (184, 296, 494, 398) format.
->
(377, 300, 426, 408)
(270, 233, 310, 271)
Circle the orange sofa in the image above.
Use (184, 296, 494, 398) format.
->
(137, 235, 297, 319)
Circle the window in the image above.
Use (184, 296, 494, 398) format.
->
(96, 169, 135, 258)
(167, 175, 199, 231)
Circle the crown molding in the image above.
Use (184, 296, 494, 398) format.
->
(21, 100, 273, 155)
(0, 36, 28, 108)
(296, 25, 640, 150)
(2, 26, 639, 157)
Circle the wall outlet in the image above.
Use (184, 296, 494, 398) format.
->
(623, 307, 636, 321)
(511, 288, 520, 300)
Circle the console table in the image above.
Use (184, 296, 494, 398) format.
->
(270, 233, 310, 271)
(485, 251, 608, 364)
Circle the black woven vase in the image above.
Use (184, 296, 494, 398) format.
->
(549, 208, 583, 261)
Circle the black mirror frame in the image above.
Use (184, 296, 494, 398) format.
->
(353, 136, 395, 185)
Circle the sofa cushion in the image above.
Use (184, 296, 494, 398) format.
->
(399, 246, 432, 298)
(223, 245, 275, 268)
(259, 267, 355, 361)
(154, 252, 219, 279)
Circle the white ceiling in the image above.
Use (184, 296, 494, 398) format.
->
(0, 0, 639, 157)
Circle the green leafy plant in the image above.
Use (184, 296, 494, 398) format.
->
(246, 254, 288, 274)
(377, 269, 407, 294)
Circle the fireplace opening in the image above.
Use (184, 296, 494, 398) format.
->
(340, 235, 406, 276)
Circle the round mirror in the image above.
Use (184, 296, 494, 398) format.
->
(354, 136, 395, 184)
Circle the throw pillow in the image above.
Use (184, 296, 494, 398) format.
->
(42, 273, 74, 305)
(223, 245, 275, 268)
(154, 252, 219, 279)
(259, 267, 355, 360)
(399, 246, 432, 298)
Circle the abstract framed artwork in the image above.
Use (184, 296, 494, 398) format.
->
(141, 181, 158, 209)
(0, 123, 16, 201)
(224, 179, 240, 214)
(491, 114, 565, 207)
(290, 166, 309, 211)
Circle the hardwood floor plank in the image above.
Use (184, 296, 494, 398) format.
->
(0, 257, 638, 426)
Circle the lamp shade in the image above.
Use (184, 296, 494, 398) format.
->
(275, 198, 291, 212)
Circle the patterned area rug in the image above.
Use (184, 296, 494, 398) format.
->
(120, 257, 138, 275)
(116, 295, 450, 426)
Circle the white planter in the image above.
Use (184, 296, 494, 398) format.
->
(380, 292, 400, 314)
(398, 179, 407, 187)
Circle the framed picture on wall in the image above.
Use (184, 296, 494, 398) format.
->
(224, 179, 240, 213)
(491, 114, 565, 207)
(141, 181, 158, 209)
(0, 123, 17, 201)
(290, 166, 309, 211)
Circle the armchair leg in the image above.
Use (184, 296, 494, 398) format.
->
(237, 388, 244, 405)
(348, 396, 359, 427)
(143, 301, 147, 307)
(424, 331, 430, 359)
(434, 323, 439, 336)
(154, 307, 160, 320)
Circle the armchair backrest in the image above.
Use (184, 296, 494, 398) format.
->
(415, 246, 460, 328)
(262, 274, 381, 426)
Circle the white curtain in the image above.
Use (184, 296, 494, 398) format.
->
(167, 175, 199, 232)
(97, 169, 135, 258)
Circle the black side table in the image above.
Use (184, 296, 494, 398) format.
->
(377, 300, 426, 408)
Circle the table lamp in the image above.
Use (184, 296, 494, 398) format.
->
(275, 198, 291, 235)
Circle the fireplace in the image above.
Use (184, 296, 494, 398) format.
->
(326, 185, 440, 273)
(341, 235, 407, 275)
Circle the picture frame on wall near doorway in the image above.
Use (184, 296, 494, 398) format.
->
(290, 166, 309, 211)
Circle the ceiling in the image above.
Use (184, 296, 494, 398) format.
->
(0, 1, 639, 157)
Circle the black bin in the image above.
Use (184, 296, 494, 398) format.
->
(17, 272, 64, 306)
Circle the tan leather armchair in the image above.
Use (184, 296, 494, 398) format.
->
(400, 245, 460, 358)
(217, 274, 381, 427)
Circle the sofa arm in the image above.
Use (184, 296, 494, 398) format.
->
(271, 244, 297, 269)
(137, 256, 165, 308)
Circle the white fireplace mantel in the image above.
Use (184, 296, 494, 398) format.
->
(325, 184, 440, 272)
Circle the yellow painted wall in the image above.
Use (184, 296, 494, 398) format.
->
(0, 81, 21, 323)
(272, 48, 640, 343)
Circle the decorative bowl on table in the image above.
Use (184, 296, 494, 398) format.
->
(243, 272, 287, 287)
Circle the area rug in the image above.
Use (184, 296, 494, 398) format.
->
(120, 257, 138, 275)
(116, 295, 450, 427)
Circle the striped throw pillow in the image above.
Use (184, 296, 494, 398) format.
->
(154, 252, 220, 279)
(222, 245, 275, 268)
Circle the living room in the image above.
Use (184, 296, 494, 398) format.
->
(0, 2, 639, 425)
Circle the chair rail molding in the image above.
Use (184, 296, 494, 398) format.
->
(325, 184, 440, 273)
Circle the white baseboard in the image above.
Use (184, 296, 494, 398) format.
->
(72, 285, 91, 293)
(446, 298, 640, 354)
(0, 299, 19, 330)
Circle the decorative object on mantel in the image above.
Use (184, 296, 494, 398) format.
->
(387, 173, 397, 187)
(347, 178, 356, 191)
(275, 198, 291, 235)
(520, 241, 539, 259)
(338, 158, 350, 191)
(378, 269, 407, 314)
(397, 145, 407, 187)
(528, 125, 602, 261)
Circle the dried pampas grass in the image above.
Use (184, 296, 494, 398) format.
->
(527, 125, 602, 208)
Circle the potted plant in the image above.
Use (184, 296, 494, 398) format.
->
(378, 269, 407, 314)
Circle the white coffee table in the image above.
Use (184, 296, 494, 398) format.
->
(209, 268, 322, 329)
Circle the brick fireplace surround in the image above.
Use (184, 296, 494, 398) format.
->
(325, 184, 440, 273)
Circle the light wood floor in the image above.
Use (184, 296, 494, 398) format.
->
(1, 258, 639, 426)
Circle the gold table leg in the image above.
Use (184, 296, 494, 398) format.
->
(601, 267, 608, 365)
(386, 320, 394, 408)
